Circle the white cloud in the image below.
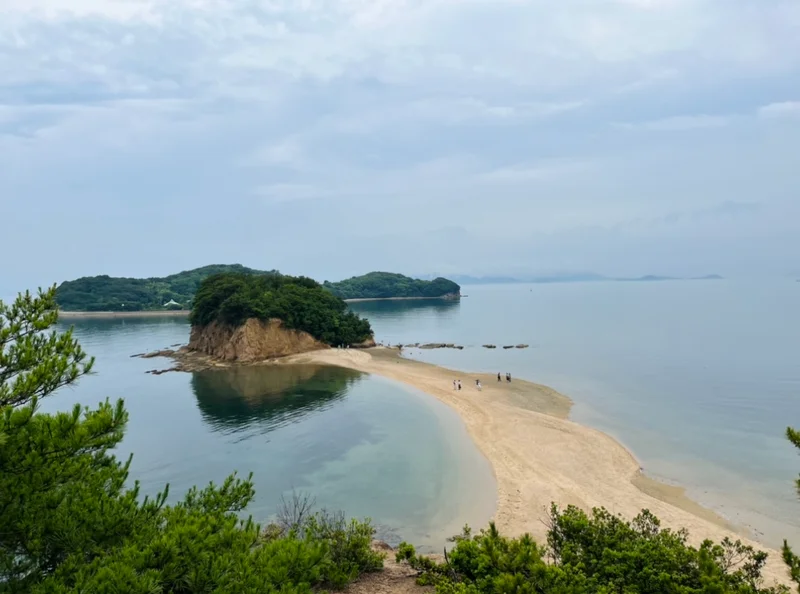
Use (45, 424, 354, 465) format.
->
(757, 101, 800, 119)
(1, 0, 800, 290)
(617, 114, 729, 131)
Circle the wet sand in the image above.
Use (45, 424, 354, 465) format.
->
(284, 346, 790, 587)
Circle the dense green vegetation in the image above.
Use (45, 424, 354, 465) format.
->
(55, 264, 271, 311)
(323, 272, 461, 300)
(397, 507, 788, 593)
(0, 288, 383, 592)
(191, 272, 373, 346)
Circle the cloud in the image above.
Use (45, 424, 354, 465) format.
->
(616, 114, 729, 131)
(1, 0, 800, 292)
(758, 101, 800, 118)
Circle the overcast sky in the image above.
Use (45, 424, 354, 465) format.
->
(2, 0, 799, 293)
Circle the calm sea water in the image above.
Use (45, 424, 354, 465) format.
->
(48, 318, 496, 550)
(349, 280, 800, 548)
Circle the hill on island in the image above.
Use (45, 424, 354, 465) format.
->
(190, 272, 373, 351)
(322, 272, 461, 300)
(55, 264, 273, 311)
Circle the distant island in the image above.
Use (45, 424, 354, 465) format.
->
(55, 264, 272, 312)
(56, 266, 462, 312)
(323, 272, 461, 300)
(428, 273, 724, 285)
(186, 272, 374, 360)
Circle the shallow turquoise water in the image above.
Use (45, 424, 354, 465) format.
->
(350, 280, 800, 547)
(49, 317, 496, 550)
(46, 279, 800, 550)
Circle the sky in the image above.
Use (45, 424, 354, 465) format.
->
(1, 0, 799, 293)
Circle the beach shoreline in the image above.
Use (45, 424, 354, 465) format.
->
(55, 297, 454, 316)
(279, 346, 789, 586)
(343, 296, 459, 303)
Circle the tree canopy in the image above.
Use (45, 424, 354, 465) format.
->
(55, 264, 272, 312)
(0, 287, 384, 592)
(396, 507, 788, 594)
(191, 272, 373, 346)
(323, 272, 461, 300)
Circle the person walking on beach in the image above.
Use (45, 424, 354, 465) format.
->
(457, 380, 462, 391)
(453, 379, 457, 390)
(477, 380, 482, 391)
(497, 372, 501, 382)
(506, 372, 511, 383)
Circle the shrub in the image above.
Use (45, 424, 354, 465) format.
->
(396, 507, 788, 594)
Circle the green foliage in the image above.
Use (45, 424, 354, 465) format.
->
(397, 507, 785, 594)
(191, 272, 373, 346)
(55, 263, 272, 311)
(783, 427, 800, 590)
(323, 272, 461, 300)
(0, 288, 383, 592)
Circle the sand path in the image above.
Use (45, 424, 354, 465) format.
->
(285, 347, 790, 587)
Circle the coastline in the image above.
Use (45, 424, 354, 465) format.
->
(54, 297, 456, 315)
(280, 346, 789, 586)
(58, 310, 191, 319)
(343, 296, 459, 303)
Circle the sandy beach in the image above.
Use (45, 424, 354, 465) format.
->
(283, 346, 790, 587)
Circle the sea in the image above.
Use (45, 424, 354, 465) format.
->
(39, 279, 800, 550)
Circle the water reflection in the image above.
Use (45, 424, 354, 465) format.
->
(190, 365, 364, 432)
(58, 316, 189, 342)
(348, 298, 460, 318)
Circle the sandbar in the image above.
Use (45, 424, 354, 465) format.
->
(283, 347, 790, 587)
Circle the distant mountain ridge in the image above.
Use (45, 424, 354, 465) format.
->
(56, 264, 273, 312)
(56, 266, 463, 312)
(421, 273, 724, 285)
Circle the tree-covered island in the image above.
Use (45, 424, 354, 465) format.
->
(55, 267, 462, 312)
(323, 272, 461, 300)
(191, 272, 373, 347)
(55, 264, 271, 312)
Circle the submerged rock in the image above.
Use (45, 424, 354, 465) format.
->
(139, 349, 176, 359)
(146, 367, 180, 375)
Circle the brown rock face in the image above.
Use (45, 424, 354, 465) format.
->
(188, 318, 328, 362)
(350, 336, 377, 348)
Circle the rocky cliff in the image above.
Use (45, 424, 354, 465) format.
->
(188, 318, 328, 362)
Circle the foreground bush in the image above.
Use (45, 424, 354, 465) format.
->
(396, 506, 788, 594)
(0, 288, 383, 593)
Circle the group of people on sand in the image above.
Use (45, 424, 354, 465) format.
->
(452, 372, 511, 392)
